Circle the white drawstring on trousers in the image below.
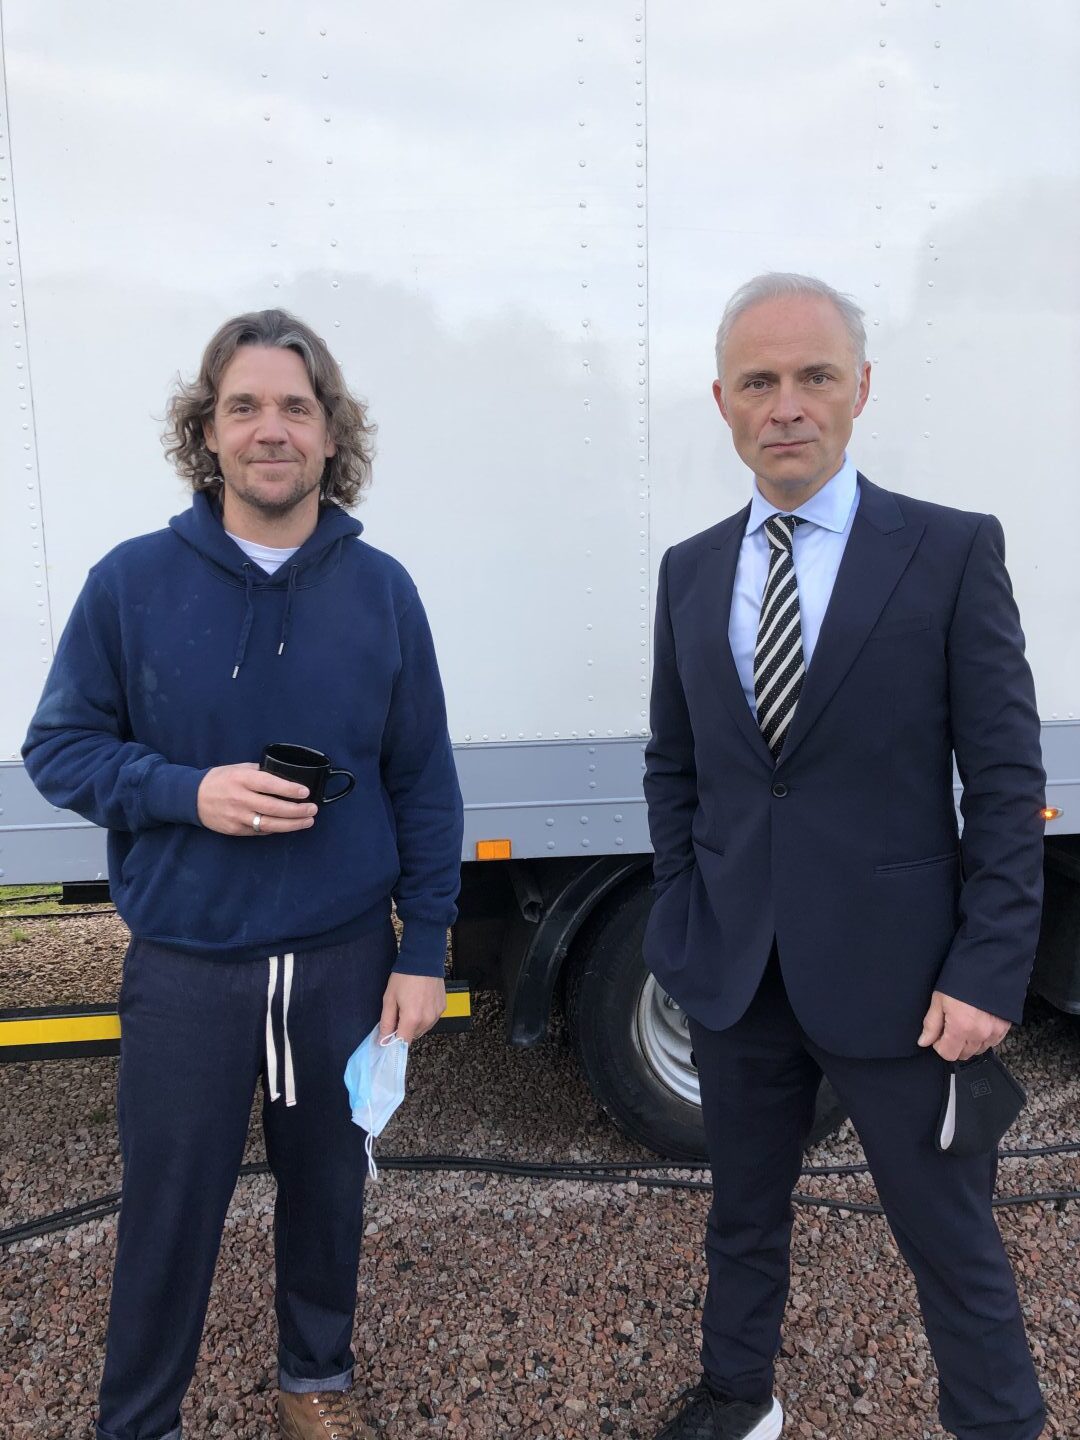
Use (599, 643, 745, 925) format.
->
(266, 953, 297, 1107)
(365, 1109, 378, 1183)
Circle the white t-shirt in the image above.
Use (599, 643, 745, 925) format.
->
(225, 530, 300, 576)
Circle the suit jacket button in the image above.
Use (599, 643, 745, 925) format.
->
(772, 782, 788, 798)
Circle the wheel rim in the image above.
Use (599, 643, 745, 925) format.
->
(635, 976, 702, 1106)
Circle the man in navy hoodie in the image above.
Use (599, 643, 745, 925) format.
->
(22, 310, 464, 1440)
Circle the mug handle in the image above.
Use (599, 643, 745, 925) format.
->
(322, 768, 356, 804)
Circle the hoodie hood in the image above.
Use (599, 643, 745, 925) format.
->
(169, 491, 364, 677)
(170, 490, 363, 587)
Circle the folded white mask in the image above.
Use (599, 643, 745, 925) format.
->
(343, 1023, 409, 1181)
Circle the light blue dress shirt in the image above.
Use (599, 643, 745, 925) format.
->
(728, 454, 860, 713)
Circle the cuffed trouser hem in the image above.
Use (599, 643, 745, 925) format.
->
(278, 1365, 353, 1395)
(97, 1426, 181, 1440)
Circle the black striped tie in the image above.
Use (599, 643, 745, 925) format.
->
(755, 514, 805, 759)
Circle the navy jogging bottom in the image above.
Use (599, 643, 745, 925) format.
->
(96, 925, 397, 1440)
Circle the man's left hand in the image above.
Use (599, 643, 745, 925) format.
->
(917, 991, 1011, 1062)
(379, 972, 447, 1044)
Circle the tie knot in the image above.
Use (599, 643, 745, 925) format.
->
(765, 513, 801, 552)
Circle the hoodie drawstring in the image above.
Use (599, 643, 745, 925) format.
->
(231, 563, 256, 680)
(266, 953, 297, 1107)
(278, 563, 299, 657)
(232, 561, 300, 676)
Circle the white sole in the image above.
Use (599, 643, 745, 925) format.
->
(746, 1398, 784, 1440)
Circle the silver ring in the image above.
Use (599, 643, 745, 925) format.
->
(252, 813, 263, 833)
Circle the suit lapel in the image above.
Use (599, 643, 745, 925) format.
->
(704, 506, 776, 768)
(779, 475, 925, 763)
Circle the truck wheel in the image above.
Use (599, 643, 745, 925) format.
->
(564, 877, 844, 1161)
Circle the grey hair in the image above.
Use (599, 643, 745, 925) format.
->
(714, 272, 867, 385)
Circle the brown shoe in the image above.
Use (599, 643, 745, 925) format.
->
(278, 1389, 376, 1440)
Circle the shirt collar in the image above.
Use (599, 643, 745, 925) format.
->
(746, 453, 858, 535)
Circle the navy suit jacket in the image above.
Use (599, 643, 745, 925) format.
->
(642, 475, 1046, 1057)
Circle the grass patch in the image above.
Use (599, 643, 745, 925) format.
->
(0, 926, 32, 946)
(0, 881, 63, 915)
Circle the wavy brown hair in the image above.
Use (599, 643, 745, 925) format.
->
(163, 309, 376, 507)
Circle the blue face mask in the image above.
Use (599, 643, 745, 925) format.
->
(343, 1023, 409, 1181)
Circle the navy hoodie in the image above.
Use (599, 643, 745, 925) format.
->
(22, 492, 463, 974)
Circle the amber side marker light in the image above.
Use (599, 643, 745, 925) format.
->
(476, 839, 512, 861)
(1040, 807, 1063, 822)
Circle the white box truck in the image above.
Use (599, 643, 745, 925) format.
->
(2, 1, 1078, 1156)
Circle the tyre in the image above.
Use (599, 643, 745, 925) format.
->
(564, 877, 844, 1161)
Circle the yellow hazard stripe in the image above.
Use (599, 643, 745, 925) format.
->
(0, 1014, 122, 1047)
(0, 991, 469, 1048)
(441, 989, 471, 1019)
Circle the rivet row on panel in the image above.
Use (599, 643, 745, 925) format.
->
(1, 80, 52, 660)
(258, 31, 338, 305)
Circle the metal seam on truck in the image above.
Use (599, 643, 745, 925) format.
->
(0, 821, 99, 833)
(465, 797, 646, 811)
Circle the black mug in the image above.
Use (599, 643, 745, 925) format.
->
(260, 743, 356, 808)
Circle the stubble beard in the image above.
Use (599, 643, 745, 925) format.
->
(225, 463, 322, 517)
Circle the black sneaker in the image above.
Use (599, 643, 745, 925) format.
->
(653, 1381, 783, 1440)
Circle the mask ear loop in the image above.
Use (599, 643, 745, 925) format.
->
(364, 1033, 402, 1182)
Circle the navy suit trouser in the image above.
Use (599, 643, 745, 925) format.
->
(96, 926, 396, 1440)
(687, 951, 1045, 1440)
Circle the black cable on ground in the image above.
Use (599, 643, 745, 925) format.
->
(378, 1141, 1080, 1180)
(802, 1139, 1080, 1177)
(0, 907, 116, 922)
(1, 1195, 121, 1243)
(2, 1150, 1077, 1250)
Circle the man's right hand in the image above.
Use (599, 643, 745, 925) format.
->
(196, 763, 318, 837)
(917, 990, 1012, 1063)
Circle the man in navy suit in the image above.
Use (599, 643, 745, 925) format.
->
(643, 273, 1046, 1440)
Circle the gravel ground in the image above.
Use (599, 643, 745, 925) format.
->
(1, 913, 1078, 1438)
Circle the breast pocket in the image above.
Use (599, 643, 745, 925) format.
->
(867, 612, 931, 641)
(874, 851, 959, 875)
